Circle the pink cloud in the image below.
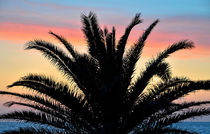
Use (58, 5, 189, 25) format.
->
(0, 21, 209, 59)
(0, 22, 85, 45)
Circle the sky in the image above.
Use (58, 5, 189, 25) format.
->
(0, 0, 210, 121)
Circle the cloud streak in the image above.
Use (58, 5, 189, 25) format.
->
(0, 19, 209, 59)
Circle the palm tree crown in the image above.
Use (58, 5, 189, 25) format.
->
(1, 12, 210, 134)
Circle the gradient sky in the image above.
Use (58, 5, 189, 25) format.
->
(0, 0, 210, 121)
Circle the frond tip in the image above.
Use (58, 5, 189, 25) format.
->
(116, 13, 143, 62)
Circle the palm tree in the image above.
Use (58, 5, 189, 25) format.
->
(1, 12, 210, 134)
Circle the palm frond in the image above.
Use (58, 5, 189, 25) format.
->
(72, 55, 103, 120)
(138, 77, 190, 103)
(159, 128, 197, 134)
(88, 12, 106, 59)
(6, 74, 97, 125)
(140, 101, 210, 131)
(7, 74, 99, 128)
(129, 40, 194, 106)
(25, 40, 72, 78)
(49, 31, 80, 60)
(0, 91, 69, 116)
(126, 79, 210, 131)
(133, 127, 196, 134)
(3, 100, 91, 131)
(157, 107, 210, 127)
(123, 19, 159, 90)
(74, 54, 100, 95)
(157, 40, 194, 61)
(106, 32, 113, 59)
(81, 13, 97, 58)
(25, 40, 85, 91)
(128, 61, 171, 105)
(3, 101, 67, 121)
(150, 101, 210, 122)
(116, 13, 142, 63)
(104, 27, 108, 36)
(0, 90, 97, 130)
(81, 12, 106, 63)
(156, 80, 210, 104)
(2, 127, 65, 134)
(0, 111, 68, 130)
(112, 27, 116, 55)
(122, 61, 172, 130)
(155, 61, 171, 81)
(7, 74, 85, 111)
(152, 128, 196, 134)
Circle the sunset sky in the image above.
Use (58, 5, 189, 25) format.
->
(0, 0, 210, 121)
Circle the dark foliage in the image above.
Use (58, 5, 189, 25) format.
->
(1, 12, 210, 134)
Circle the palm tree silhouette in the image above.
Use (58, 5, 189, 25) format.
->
(1, 12, 210, 134)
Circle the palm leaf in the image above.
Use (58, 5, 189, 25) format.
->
(88, 12, 106, 59)
(0, 90, 97, 131)
(112, 27, 116, 55)
(138, 77, 190, 103)
(155, 101, 210, 119)
(81, 13, 97, 58)
(140, 101, 210, 131)
(6, 74, 98, 126)
(123, 19, 159, 90)
(0, 91, 69, 116)
(126, 79, 210, 131)
(81, 12, 106, 63)
(158, 128, 197, 134)
(156, 80, 210, 104)
(3, 101, 94, 133)
(0, 111, 68, 130)
(7, 74, 85, 111)
(157, 107, 210, 127)
(105, 32, 113, 60)
(148, 128, 196, 134)
(25, 40, 85, 91)
(74, 54, 100, 96)
(133, 127, 196, 134)
(49, 31, 80, 60)
(2, 127, 65, 134)
(129, 40, 194, 106)
(116, 13, 142, 63)
(3, 101, 68, 121)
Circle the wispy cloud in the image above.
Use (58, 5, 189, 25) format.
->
(0, 22, 85, 45)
